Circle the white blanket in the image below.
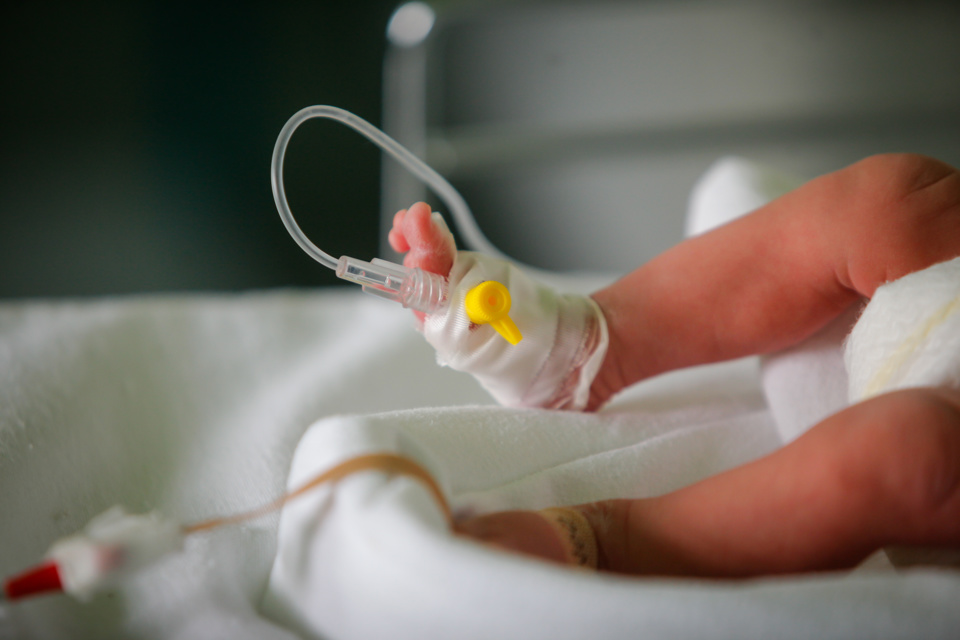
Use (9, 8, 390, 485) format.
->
(3, 288, 959, 639)
(0, 291, 489, 639)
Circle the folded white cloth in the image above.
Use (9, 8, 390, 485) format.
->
(264, 360, 960, 640)
(263, 360, 778, 640)
(760, 305, 861, 443)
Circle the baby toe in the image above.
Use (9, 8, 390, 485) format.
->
(388, 209, 411, 252)
(388, 227, 410, 253)
(401, 202, 456, 276)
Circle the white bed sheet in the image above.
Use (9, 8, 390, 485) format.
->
(1, 289, 958, 639)
(0, 290, 489, 639)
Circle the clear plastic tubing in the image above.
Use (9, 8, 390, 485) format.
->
(271, 105, 508, 314)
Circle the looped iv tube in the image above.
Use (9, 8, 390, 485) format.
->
(272, 106, 504, 314)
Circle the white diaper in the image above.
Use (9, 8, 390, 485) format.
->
(846, 256, 960, 402)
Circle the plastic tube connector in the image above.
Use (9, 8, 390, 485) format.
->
(336, 256, 449, 315)
(465, 281, 523, 345)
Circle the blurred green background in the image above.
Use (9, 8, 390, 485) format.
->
(0, 1, 406, 298)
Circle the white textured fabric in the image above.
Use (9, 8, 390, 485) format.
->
(264, 360, 960, 640)
(0, 291, 490, 640)
(846, 256, 960, 402)
(760, 306, 861, 443)
(423, 251, 608, 410)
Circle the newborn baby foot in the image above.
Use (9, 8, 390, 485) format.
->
(388, 202, 456, 277)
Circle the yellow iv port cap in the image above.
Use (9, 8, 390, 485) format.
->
(464, 281, 523, 345)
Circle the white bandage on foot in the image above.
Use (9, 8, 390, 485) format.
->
(423, 252, 608, 410)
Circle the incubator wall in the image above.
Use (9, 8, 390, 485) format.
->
(381, 0, 960, 274)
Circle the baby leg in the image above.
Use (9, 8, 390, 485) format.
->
(458, 387, 960, 577)
(588, 154, 960, 410)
